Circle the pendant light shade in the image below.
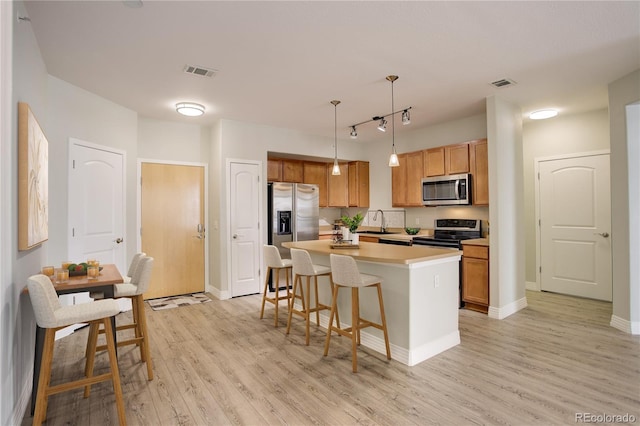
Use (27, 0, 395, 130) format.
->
(331, 100, 341, 176)
(386, 75, 400, 167)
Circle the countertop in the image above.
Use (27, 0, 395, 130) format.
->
(283, 239, 460, 265)
(461, 238, 489, 246)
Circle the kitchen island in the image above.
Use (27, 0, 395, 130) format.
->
(282, 240, 462, 366)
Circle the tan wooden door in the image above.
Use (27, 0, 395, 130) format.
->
(141, 163, 205, 299)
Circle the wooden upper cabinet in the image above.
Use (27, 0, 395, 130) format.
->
(424, 147, 446, 177)
(282, 159, 303, 182)
(445, 143, 470, 175)
(348, 161, 370, 208)
(392, 151, 423, 207)
(469, 139, 489, 205)
(303, 161, 328, 207)
(267, 159, 282, 182)
(327, 163, 349, 207)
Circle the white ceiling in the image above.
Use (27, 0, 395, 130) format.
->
(22, 1, 640, 141)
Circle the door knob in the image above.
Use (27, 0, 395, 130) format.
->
(594, 232, 609, 238)
(233, 234, 238, 239)
(114, 237, 123, 244)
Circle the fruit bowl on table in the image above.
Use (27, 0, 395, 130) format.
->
(68, 264, 103, 276)
(405, 227, 421, 235)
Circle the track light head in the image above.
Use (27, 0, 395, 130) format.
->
(350, 126, 357, 139)
(377, 118, 387, 132)
(402, 109, 411, 125)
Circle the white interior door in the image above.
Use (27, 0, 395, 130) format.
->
(229, 161, 261, 297)
(539, 154, 611, 301)
(68, 139, 125, 271)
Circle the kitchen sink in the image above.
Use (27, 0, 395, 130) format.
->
(361, 231, 398, 235)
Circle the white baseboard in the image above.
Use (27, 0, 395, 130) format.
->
(610, 315, 640, 335)
(525, 281, 540, 291)
(206, 285, 229, 300)
(11, 366, 33, 426)
(488, 296, 528, 320)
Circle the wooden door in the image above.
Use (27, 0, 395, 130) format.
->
(445, 143, 470, 175)
(424, 147, 445, 177)
(141, 163, 205, 299)
(229, 161, 261, 297)
(303, 161, 328, 207)
(539, 154, 611, 301)
(469, 139, 489, 205)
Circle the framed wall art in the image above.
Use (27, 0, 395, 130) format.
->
(18, 102, 49, 250)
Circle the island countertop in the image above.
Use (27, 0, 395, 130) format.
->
(283, 239, 460, 265)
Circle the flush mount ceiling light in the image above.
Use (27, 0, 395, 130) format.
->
(331, 100, 341, 176)
(176, 102, 205, 117)
(529, 109, 558, 120)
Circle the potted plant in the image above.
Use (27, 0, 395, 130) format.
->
(341, 212, 364, 244)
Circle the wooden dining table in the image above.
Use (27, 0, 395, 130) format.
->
(29, 264, 124, 415)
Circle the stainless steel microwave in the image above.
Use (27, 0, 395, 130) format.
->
(421, 173, 472, 206)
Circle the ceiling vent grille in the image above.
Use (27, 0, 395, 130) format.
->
(183, 65, 217, 78)
(490, 78, 517, 88)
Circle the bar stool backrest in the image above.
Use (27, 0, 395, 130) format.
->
(127, 252, 147, 277)
(329, 254, 364, 287)
(131, 256, 154, 294)
(290, 248, 316, 276)
(264, 245, 287, 268)
(27, 275, 62, 328)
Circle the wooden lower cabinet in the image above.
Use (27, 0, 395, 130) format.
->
(462, 244, 489, 313)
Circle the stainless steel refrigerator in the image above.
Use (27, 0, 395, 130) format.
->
(268, 182, 319, 261)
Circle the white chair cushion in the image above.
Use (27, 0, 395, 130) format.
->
(114, 283, 138, 297)
(359, 272, 382, 287)
(54, 299, 121, 327)
(312, 264, 331, 276)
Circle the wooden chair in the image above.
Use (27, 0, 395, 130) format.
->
(260, 245, 293, 327)
(286, 248, 339, 345)
(92, 256, 155, 380)
(27, 274, 126, 426)
(324, 254, 391, 372)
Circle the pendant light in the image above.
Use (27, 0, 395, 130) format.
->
(331, 100, 341, 176)
(387, 75, 400, 167)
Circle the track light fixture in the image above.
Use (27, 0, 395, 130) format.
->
(377, 118, 387, 132)
(402, 109, 411, 125)
(331, 100, 341, 176)
(350, 126, 358, 139)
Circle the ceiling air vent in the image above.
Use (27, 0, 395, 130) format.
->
(490, 78, 517, 88)
(183, 65, 217, 78)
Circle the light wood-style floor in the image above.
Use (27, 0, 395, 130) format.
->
(23, 290, 640, 426)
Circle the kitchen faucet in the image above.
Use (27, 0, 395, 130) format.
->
(373, 209, 386, 232)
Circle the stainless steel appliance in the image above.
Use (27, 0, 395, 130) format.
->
(422, 173, 472, 206)
(267, 182, 319, 260)
(412, 219, 482, 307)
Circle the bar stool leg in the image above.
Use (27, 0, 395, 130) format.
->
(136, 294, 154, 380)
(103, 317, 127, 425)
(323, 285, 341, 356)
(273, 268, 280, 327)
(377, 283, 391, 360)
(33, 328, 55, 426)
(305, 276, 312, 345)
(259, 266, 272, 319)
(351, 287, 359, 373)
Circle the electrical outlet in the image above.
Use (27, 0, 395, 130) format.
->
(415, 218, 420, 225)
(434, 275, 440, 288)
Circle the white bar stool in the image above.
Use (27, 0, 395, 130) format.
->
(286, 248, 340, 345)
(27, 274, 126, 425)
(324, 253, 391, 372)
(260, 245, 293, 327)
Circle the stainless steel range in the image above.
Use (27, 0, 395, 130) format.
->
(412, 219, 482, 308)
(412, 219, 482, 249)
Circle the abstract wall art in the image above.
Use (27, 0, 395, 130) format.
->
(18, 102, 49, 250)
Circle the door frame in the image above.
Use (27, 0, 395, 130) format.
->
(225, 158, 263, 298)
(137, 159, 209, 294)
(534, 149, 611, 293)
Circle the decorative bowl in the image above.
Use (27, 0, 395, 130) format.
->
(405, 227, 421, 235)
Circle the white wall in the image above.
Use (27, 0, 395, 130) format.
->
(138, 117, 210, 162)
(608, 69, 640, 333)
(487, 96, 526, 318)
(522, 109, 610, 283)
